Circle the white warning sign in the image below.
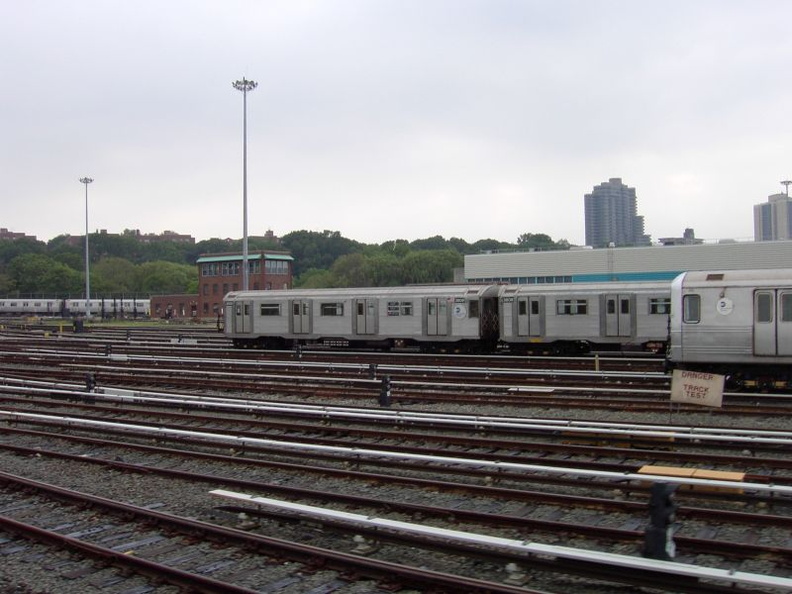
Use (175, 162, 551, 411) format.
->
(670, 369, 725, 408)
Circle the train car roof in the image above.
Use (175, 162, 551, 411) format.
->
(225, 284, 502, 301)
(676, 268, 792, 286)
(499, 280, 671, 294)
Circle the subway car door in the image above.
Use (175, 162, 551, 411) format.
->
(291, 299, 311, 334)
(233, 300, 253, 334)
(753, 290, 792, 356)
(780, 291, 792, 355)
(354, 298, 377, 335)
(426, 297, 449, 336)
(604, 294, 632, 337)
(517, 297, 542, 337)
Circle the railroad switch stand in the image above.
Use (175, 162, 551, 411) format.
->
(643, 482, 678, 560)
(379, 375, 392, 407)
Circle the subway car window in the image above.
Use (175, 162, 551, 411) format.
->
(682, 294, 700, 323)
(756, 292, 773, 323)
(782, 293, 792, 322)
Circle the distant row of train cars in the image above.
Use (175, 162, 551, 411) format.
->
(2, 270, 790, 388)
(0, 298, 151, 318)
(223, 268, 792, 389)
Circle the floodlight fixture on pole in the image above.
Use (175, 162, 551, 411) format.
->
(232, 76, 258, 291)
(79, 177, 94, 319)
(781, 180, 792, 197)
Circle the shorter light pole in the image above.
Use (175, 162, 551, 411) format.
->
(79, 177, 94, 319)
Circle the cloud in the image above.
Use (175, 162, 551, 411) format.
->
(2, 1, 792, 245)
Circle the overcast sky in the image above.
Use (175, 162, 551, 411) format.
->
(3, 1, 791, 247)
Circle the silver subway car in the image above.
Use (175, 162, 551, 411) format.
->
(224, 285, 502, 351)
(499, 281, 670, 354)
(667, 268, 792, 389)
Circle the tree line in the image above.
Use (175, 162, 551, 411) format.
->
(0, 230, 571, 297)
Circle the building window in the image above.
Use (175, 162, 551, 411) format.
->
(202, 284, 209, 296)
(683, 294, 700, 323)
(212, 283, 219, 295)
(649, 298, 670, 314)
(320, 302, 344, 316)
(265, 259, 289, 275)
(260, 303, 280, 316)
(556, 299, 587, 315)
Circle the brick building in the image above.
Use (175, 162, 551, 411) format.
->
(150, 294, 199, 320)
(196, 251, 294, 318)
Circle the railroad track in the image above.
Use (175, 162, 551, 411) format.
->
(1, 327, 791, 592)
(1, 352, 788, 414)
(1, 386, 792, 589)
(0, 323, 665, 371)
(0, 419, 790, 593)
(1, 471, 542, 594)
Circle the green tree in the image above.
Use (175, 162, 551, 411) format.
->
(135, 261, 196, 294)
(471, 238, 513, 253)
(92, 257, 138, 294)
(141, 241, 190, 264)
(282, 230, 362, 277)
(296, 268, 337, 288)
(330, 253, 370, 287)
(400, 250, 462, 284)
(409, 235, 449, 251)
(187, 238, 236, 262)
(517, 233, 556, 250)
(0, 238, 45, 269)
(90, 232, 142, 262)
(0, 272, 12, 294)
(377, 239, 411, 257)
(447, 237, 473, 254)
(364, 253, 402, 286)
(7, 254, 83, 295)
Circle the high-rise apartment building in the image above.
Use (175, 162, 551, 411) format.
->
(754, 193, 792, 241)
(584, 178, 651, 248)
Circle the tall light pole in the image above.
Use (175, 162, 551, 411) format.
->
(79, 177, 94, 319)
(781, 180, 791, 197)
(232, 77, 257, 291)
